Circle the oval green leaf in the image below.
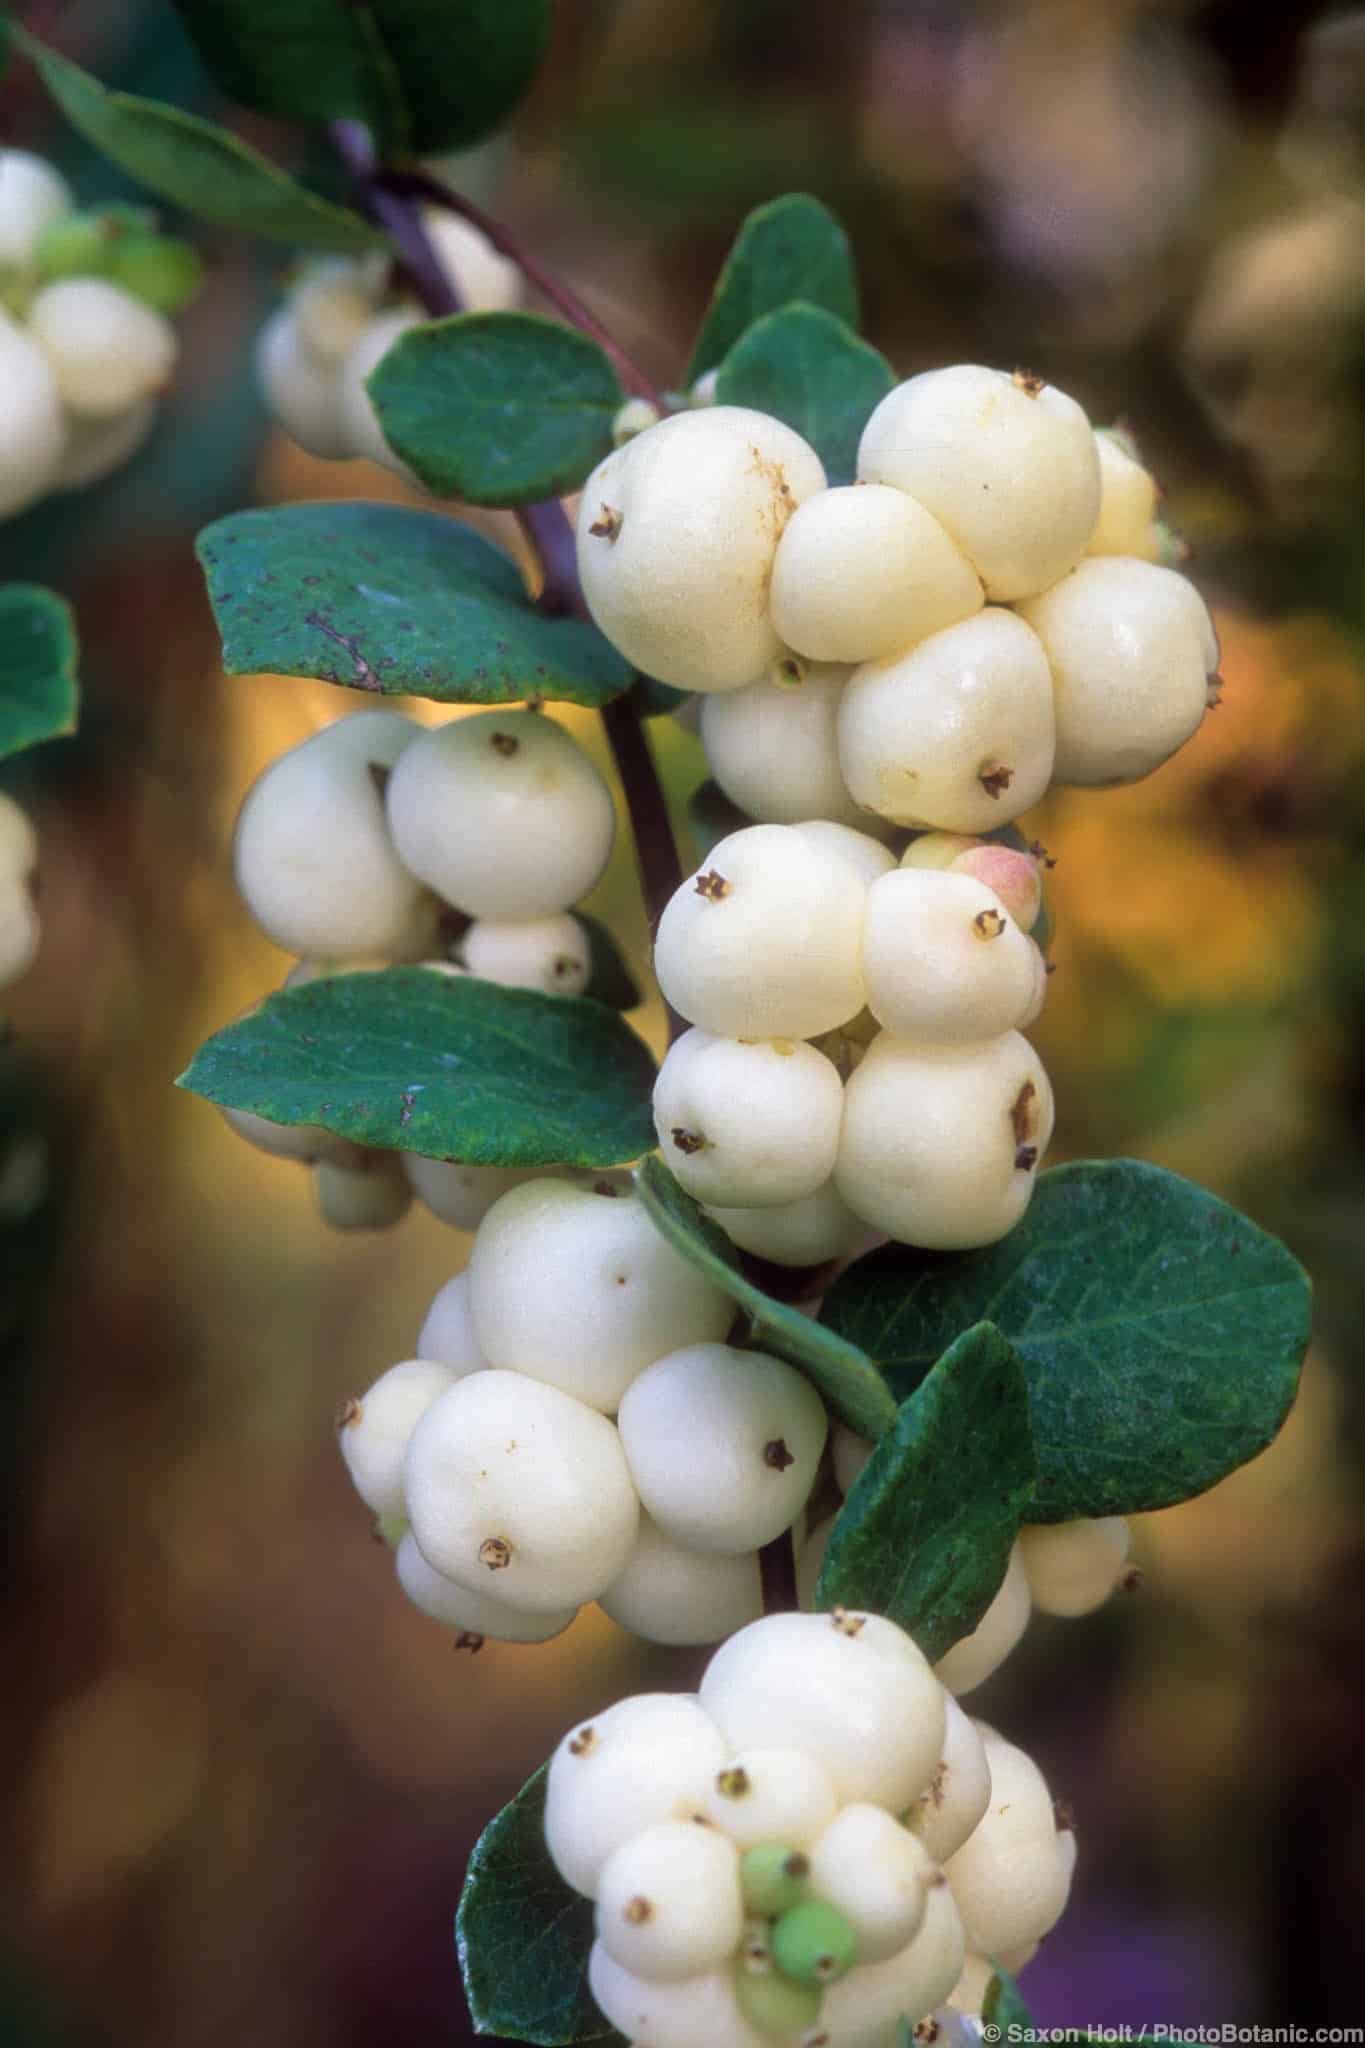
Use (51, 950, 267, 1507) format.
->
(688, 192, 859, 382)
(0, 585, 78, 761)
(715, 303, 895, 485)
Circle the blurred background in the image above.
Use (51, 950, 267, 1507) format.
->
(4, 0, 1365, 2039)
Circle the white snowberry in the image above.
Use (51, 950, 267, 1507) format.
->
(290, 260, 377, 369)
(395, 1528, 575, 1642)
(1086, 427, 1161, 561)
(0, 150, 72, 265)
(403, 1369, 638, 1610)
(836, 608, 1055, 832)
(836, 1032, 1054, 1250)
(424, 208, 521, 311)
(545, 1692, 728, 1898)
(904, 1694, 992, 1865)
(617, 1342, 828, 1554)
(403, 1157, 549, 1232)
(0, 314, 66, 519)
(700, 661, 869, 827)
(815, 1870, 966, 2045)
(1018, 1516, 1132, 1617)
(337, 306, 423, 472)
(791, 820, 898, 882)
(770, 482, 985, 663)
(857, 364, 1101, 600)
(50, 397, 157, 493)
(0, 884, 39, 988)
(576, 405, 827, 692)
(595, 1821, 744, 1980)
(933, 1540, 1032, 1696)
(255, 307, 350, 459)
(654, 825, 867, 1040)
(462, 913, 590, 996)
(807, 1802, 938, 1963)
(467, 1177, 732, 1412)
(219, 1104, 344, 1164)
(315, 1150, 413, 1230)
(699, 1610, 946, 1813)
(414, 1269, 493, 1376)
(29, 279, 177, 418)
(233, 711, 427, 959)
(337, 1358, 455, 1515)
(832, 1425, 873, 1495)
(946, 842, 1044, 933)
(698, 1743, 840, 1847)
(652, 1028, 845, 1209)
(598, 1515, 763, 1646)
(586, 1942, 763, 2048)
(386, 710, 615, 921)
(706, 1178, 868, 1268)
(862, 868, 1045, 1044)
(1016, 557, 1218, 786)
(943, 1725, 1075, 1955)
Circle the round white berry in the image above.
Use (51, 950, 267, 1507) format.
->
(576, 405, 827, 693)
(815, 1870, 966, 2045)
(414, 1269, 493, 1376)
(587, 1943, 763, 2048)
(386, 710, 615, 921)
(404, 1369, 638, 1610)
(700, 1610, 946, 1813)
(424, 208, 521, 311)
(857, 364, 1101, 600)
(862, 869, 1046, 1044)
(0, 150, 72, 265)
(771, 483, 985, 663)
(290, 261, 379, 369)
(0, 794, 37, 882)
(832, 1425, 874, 1495)
(904, 1693, 992, 1864)
(315, 1150, 413, 1230)
(943, 1726, 1074, 1955)
(611, 395, 661, 445)
(700, 661, 868, 827)
(654, 825, 867, 1040)
(618, 1343, 828, 1554)
(219, 1104, 342, 1164)
(599, 1514, 762, 1645)
(545, 1692, 728, 1898)
(468, 1178, 732, 1412)
(836, 1032, 1054, 1250)
(1018, 1516, 1132, 1617)
(337, 306, 423, 473)
(946, 841, 1043, 933)
(29, 279, 177, 419)
(808, 1803, 937, 1963)
(337, 1358, 455, 1515)
(596, 1821, 743, 1981)
(933, 1540, 1032, 1695)
(52, 396, 157, 492)
(1016, 557, 1218, 786)
(233, 711, 427, 959)
(402, 1157, 548, 1232)
(1086, 427, 1161, 561)
(837, 608, 1055, 833)
(462, 913, 590, 997)
(0, 314, 66, 518)
(255, 307, 350, 459)
(707, 1179, 868, 1268)
(698, 1743, 840, 1848)
(0, 883, 39, 988)
(792, 820, 898, 882)
(395, 1528, 575, 1642)
(653, 1028, 844, 1209)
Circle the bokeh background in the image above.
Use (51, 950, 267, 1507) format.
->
(4, 0, 1365, 2040)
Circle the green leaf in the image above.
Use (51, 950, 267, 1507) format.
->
(982, 1964, 1036, 2031)
(178, 969, 657, 1168)
(715, 304, 894, 485)
(635, 677, 691, 718)
(457, 1764, 625, 2046)
(688, 193, 859, 383)
(367, 314, 622, 507)
(195, 503, 632, 707)
(574, 913, 641, 1013)
(171, 0, 551, 157)
(16, 28, 380, 251)
(636, 1156, 897, 1440)
(816, 1324, 1035, 1661)
(0, 586, 78, 761)
(686, 777, 751, 858)
(819, 1161, 1312, 1521)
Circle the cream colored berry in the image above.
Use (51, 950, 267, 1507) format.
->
(857, 364, 1101, 600)
(618, 1343, 827, 1554)
(700, 661, 868, 826)
(337, 306, 423, 473)
(815, 1871, 966, 2044)
(402, 1155, 545, 1231)
(599, 1514, 763, 1645)
(337, 1358, 456, 1515)
(0, 884, 39, 988)
(837, 609, 1055, 832)
(707, 1179, 868, 1268)
(290, 260, 377, 369)
(395, 1528, 575, 1642)
(933, 1541, 1032, 1695)
(700, 1610, 946, 1813)
(0, 315, 66, 518)
(545, 1692, 728, 1897)
(771, 483, 984, 663)
(862, 869, 1045, 1045)
(596, 1821, 743, 1980)
(1018, 1516, 1132, 1617)
(832, 1425, 874, 1495)
(699, 1743, 840, 1848)
(404, 1370, 638, 1609)
(899, 831, 981, 872)
(654, 825, 867, 1040)
(219, 1104, 342, 1164)
(0, 150, 72, 265)
(256, 307, 350, 458)
(462, 913, 590, 996)
(587, 1943, 764, 2048)
(1086, 427, 1161, 561)
(51, 397, 157, 493)
(808, 1803, 937, 1963)
(949, 843, 1043, 932)
(576, 406, 827, 692)
(611, 396, 661, 445)
(653, 1028, 844, 1209)
(315, 1150, 413, 1230)
(386, 710, 615, 921)
(424, 208, 521, 311)
(468, 1177, 732, 1412)
(414, 1269, 493, 1376)
(904, 1694, 991, 1864)
(836, 1032, 1054, 1250)
(233, 712, 426, 958)
(0, 794, 37, 882)
(1017, 557, 1218, 786)
(29, 280, 177, 418)
(943, 1726, 1075, 1955)
(792, 820, 898, 882)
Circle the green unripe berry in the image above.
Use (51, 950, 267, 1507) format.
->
(770, 1898, 859, 1986)
(735, 1961, 823, 2036)
(740, 1843, 811, 1920)
(107, 232, 203, 313)
(33, 212, 109, 279)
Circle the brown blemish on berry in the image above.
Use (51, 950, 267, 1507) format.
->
(478, 1536, 513, 1571)
(927, 1866, 949, 1889)
(1013, 367, 1047, 397)
(973, 907, 1007, 940)
(1054, 1797, 1077, 1834)
(1011, 1079, 1038, 1143)
(764, 1437, 796, 1472)
(1121, 1564, 1144, 1593)
(925, 1761, 948, 1809)
(589, 503, 623, 541)
(830, 1606, 865, 1637)
(979, 763, 1014, 800)
(774, 655, 806, 687)
(592, 1180, 620, 1197)
(785, 1852, 811, 1880)
(336, 1397, 362, 1431)
(694, 868, 730, 900)
(454, 1630, 485, 1653)
(717, 1766, 751, 1799)
(552, 956, 578, 980)
(1029, 839, 1057, 869)
(916, 2020, 942, 2043)
(567, 1725, 596, 1757)
(623, 1895, 653, 1925)
(1206, 672, 1224, 709)
(489, 731, 519, 757)
(671, 1126, 706, 1155)
(1015, 1144, 1039, 1172)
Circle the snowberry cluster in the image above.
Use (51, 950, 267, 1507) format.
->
(256, 212, 518, 469)
(224, 707, 616, 1228)
(0, 148, 196, 518)
(0, 793, 40, 991)
(575, 368, 1218, 1253)
(544, 1609, 1076, 2045)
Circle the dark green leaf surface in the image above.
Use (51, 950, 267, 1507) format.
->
(179, 970, 657, 1168)
(18, 29, 379, 250)
(816, 1324, 1035, 1661)
(688, 193, 859, 382)
(819, 1161, 1312, 1520)
(368, 314, 621, 506)
(636, 1156, 897, 1439)
(574, 914, 641, 1012)
(715, 303, 894, 484)
(457, 1765, 625, 2046)
(0, 586, 78, 761)
(196, 503, 632, 707)
(171, 0, 550, 156)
